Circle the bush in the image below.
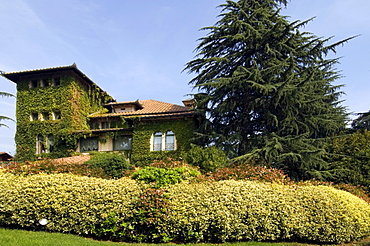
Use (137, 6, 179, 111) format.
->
(0, 171, 141, 235)
(183, 145, 228, 173)
(1, 159, 105, 178)
(85, 152, 132, 179)
(1, 171, 369, 244)
(163, 181, 370, 243)
(205, 163, 291, 184)
(131, 165, 200, 188)
(92, 187, 172, 243)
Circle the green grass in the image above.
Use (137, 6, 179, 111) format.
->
(0, 227, 369, 246)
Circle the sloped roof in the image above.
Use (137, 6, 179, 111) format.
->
(0, 152, 13, 161)
(2, 64, 115, 102)
(90, 99, 194, 119)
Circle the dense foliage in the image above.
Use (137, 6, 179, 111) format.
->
(351, 111, 370, 131)
(0, 171, 369, 244)
(185, 0, 351, 180)
(131, 118, 195, 167)
(206, 163, 290, 184)
(183, 145, 228, 172)
(13, 75, 108, 161)
(1, 159, 105, 177)
(324, 130, 370, 191)
(166, 181, 370, 243)
(0, 171, 141, 235)
(85, 152, 132, 179)
(131, 165, 200, 188)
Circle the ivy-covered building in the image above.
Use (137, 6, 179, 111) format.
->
(3, 64, 196, 164)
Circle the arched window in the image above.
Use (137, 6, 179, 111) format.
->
(153, 132, 162, 151)
(165, 131, 175, 151)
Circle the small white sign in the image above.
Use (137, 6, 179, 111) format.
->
(39, 219, 48, 226)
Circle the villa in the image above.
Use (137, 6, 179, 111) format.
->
(2, 64, 197, 165)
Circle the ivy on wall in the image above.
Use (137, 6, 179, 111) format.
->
(131, 118, 195, 167)
(14, 71, 196, 164)
(15, 75, 108, 161)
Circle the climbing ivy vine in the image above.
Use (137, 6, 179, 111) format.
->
(131, 118, 195, 166)
(14, 72, 195, 164)
(15, 75, 109, 161)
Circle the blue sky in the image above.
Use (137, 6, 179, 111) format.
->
(1, 0, 370, 156)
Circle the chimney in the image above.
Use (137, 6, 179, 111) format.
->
(182, 99, 196, 108)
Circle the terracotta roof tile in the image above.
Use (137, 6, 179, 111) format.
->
(90, 99, 194, 118)
(52, 154, 91, 165)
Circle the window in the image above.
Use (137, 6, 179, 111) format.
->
(47, 134, 54, 153)
(41, 78, 50, 87)
(165, 131, 175, 151)
(89, 121, 98, 130)
(30, 80, 38, 88)
(31, 112, 39, 121)
(52, 111, 61, 120)
(80, 137, 98, 152)
(151, 131, 176, 151)
(36, 134, 45, 154)
(42, 112, 50, 121)
(153, 132, 162, 151)
(36, 134, 54, 154)
(101, 121, 109, 129)
(114, 136, 132, 151)
(53, 77, 61, 86)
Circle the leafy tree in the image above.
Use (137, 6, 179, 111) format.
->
(0, 91, 14, 128)
(185, 0, 351, 180)
(183, 145, 228, 173)
(324, 130, 370, 191)
(351, 111, 370, 132)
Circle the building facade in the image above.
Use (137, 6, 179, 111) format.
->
(3, 64, 196, 165)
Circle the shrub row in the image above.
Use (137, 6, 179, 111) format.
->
(0, 171, 141, 234)
(0, 171, 369, 243)
(164, 181, 370, 243)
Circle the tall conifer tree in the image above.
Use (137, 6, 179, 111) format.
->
(186, 0, 351, 180)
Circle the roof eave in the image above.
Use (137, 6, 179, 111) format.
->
(2, 64, 116, 103)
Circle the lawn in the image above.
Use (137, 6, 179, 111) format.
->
(1, 228, 370, 246)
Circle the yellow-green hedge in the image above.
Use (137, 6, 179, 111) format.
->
(0, 171, 141, 234)
(163, 180, 370, 243)
(0, 171, 369, 243)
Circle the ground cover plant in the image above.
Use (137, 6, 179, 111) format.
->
(0, 169, 369, 244)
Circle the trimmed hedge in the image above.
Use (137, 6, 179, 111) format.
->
(0, 171, 369, 243)
(164, 181, 370, 243)
(0, 171, 141, 234)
